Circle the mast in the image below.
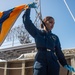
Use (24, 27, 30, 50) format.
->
(34, 0, 42, 27)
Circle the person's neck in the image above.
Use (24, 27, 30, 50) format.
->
(44, 29, 51, 33)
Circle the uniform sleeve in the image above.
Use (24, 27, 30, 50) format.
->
(23, 8, 39, 38)
(55, 36, 68, 66)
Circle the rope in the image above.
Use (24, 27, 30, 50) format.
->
(67, 70, 69, 75)
(34, 8, 49, 31)
(0, 66, 33, 70)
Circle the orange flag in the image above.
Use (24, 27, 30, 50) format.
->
(0, 4, 29, 46)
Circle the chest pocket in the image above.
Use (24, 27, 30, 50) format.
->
(46, 34, 56, 49)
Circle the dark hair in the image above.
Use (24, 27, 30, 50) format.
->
(41, 16, 54, 28)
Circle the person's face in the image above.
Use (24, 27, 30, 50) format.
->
(44, 18, 55, 31)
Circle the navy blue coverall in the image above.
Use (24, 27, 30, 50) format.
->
(23, 9, 68, 75)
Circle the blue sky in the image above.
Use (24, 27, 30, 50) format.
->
(0, 0, 75, 49)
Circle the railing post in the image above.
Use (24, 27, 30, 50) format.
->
(71, 56, 75, 75)
(4, 62, 7, 75)
(22, 61, 25, 75)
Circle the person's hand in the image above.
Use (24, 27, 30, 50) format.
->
(64, 65, 75, 72)
(27, 2, 37, 8)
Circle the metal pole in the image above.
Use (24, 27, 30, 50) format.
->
(39, 0, 42, 24)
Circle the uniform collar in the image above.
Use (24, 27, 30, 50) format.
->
(48, 30, 52, 33)
(43, 30, 52, 34)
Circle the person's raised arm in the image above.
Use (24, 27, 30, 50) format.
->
(22, 2, 39, 38)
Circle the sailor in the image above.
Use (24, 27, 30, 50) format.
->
(23, 2, 75, 75)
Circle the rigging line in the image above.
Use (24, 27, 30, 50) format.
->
(34, 8, 49, 31)
(0, 66, 33, 70)
(67, 70, 69, 75)
(64, 0, 75, 22)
